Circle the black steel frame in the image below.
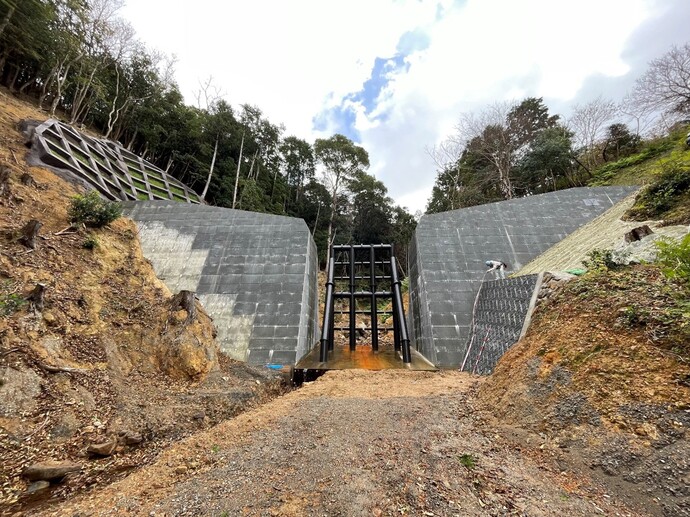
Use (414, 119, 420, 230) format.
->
(319, 244, 411, 363)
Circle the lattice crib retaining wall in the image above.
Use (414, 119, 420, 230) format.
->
(31, 119, 200, 203)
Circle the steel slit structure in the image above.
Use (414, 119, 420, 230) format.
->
(319, 244, 412, 364)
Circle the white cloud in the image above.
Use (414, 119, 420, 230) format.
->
(120, 0, 686, 214)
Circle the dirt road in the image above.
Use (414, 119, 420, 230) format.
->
(42, 370, 640, 516)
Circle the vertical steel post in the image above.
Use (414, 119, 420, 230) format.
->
(349, 246, 356, 351)
(319, 256, 335, 362)
(391, 256, 412, 363)
(369, 245, 379, 352)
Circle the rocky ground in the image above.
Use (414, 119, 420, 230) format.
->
(29, 370, 642, 517)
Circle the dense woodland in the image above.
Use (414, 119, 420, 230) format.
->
(1, 1, 689, 268)
(0, 0, 415, 267)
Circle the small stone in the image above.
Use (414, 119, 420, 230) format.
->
(42, 312, 56, 324)
(26, 480, 51, 494)
(175, 465, 188, 475)
(192, 411, 206, 421)
(23, 461, 82, 481)
(87, 435, 118, 456)
(118, 430, 143, 445)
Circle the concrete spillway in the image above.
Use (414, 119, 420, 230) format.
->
(124, 202, 319, 366)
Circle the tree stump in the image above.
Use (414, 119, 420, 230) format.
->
(171, 290, 196, 325)
(19, 220, 42, 249)
(20, 172, 37, 187)
(0, 167, 9, 197)
(26, 283, 46, 312)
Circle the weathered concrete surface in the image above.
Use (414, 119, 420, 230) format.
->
(125, 202, 319, 366)
(408, 187, 637, 367)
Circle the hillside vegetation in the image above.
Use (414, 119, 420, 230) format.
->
(587, 127, 690, 226)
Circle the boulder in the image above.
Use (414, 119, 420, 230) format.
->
(23, 461, 82, 481)
(118, 430, 143, 446)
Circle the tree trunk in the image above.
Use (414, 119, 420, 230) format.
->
(19, 220, 42, 249)
(312, 202, 320, 236)
(171, 290, 196, 325)
(8, 64, 19, 91)
(270, 166, 278, 202)
(0, 48, 10, 77)
(104, 66, 122, 139)
(200, 135, 218, 201)
(126, 127, 139, 151)
(39, 65, 59, 109)
(26, 283, 46, 312)
(232, 133, 244, 209)
(0, 5, 15, 39)
(70, 66, 97, 124)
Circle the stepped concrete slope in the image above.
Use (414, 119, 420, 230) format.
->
(408, 186, 637, 367)
(124, 202, 319, 366)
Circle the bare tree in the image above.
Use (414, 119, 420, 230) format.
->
(617, 94, 657, 137)
(629, 43, 690, 121)
(194, 76, 225, 110)
(567, 96, 617, 152)
(454, 102, 516, 199)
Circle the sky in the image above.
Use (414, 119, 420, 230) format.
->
(120, 0, 690, 214)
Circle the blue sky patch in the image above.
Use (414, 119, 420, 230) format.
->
(312, 29, 430, 141)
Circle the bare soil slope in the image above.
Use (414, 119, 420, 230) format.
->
(480, 266, 690, 516)
(0, 90, 287, 512)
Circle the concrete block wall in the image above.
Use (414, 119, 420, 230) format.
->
(124, 202, 319, 366)
(462, 275, 539, 375)
(408, 187, 637, 367)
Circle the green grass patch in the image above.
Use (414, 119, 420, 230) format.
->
(459, 454, 477, 469)
(589, 129, 690, 187)
(128, 168, 145, 181)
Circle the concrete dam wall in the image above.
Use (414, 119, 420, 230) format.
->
(407, 186, 637, 368)
(124, 202, 319, 366)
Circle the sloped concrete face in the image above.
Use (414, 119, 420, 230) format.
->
(124, 202, 319, 366)
(408, 187, 637, 367)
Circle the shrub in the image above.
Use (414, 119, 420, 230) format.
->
(68, 191, 122, 227)
(582, 248, 617, 272)
(626, 158, 690, 220)
(0, 282, 26, 316)
(82, 234, 99, 249)
(655, 234, 690, 285)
